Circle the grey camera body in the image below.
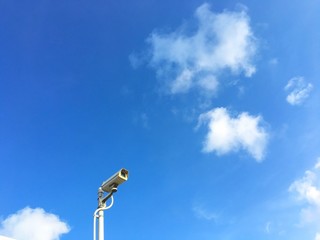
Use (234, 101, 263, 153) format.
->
(101, 168, 129, 192)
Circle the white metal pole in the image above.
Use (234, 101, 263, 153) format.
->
(95, 189, 114, 240)
(98, 210, 104, 240)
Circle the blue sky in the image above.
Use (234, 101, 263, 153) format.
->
(1, 0, 320, 239)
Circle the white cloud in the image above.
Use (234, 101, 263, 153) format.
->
(147, 3, 257, 94)
(289, 160, 320, 226)
(315, 233, 320, 240)
(198, 107, 269, 161)
(285, 76, 313, 105)
(289, 170, 320, 207)
(0, 207, 70, 240)
(0, 236, 15, 240)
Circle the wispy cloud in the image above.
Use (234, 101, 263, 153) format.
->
(197, 107, 269, 161)
(0, 207, 70, 240)
(285, 76, 313, 105)
(193, 205, 218, 221)
(145, 3, 257, 94)
(133, 112, 149, 129)
(264, 221, 272, 234)
(269, 58, 278, 65)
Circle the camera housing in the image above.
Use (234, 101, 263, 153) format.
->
(101, 168, 129, 192)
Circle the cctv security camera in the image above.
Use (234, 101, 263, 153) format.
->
(101, 168, 129, 192)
